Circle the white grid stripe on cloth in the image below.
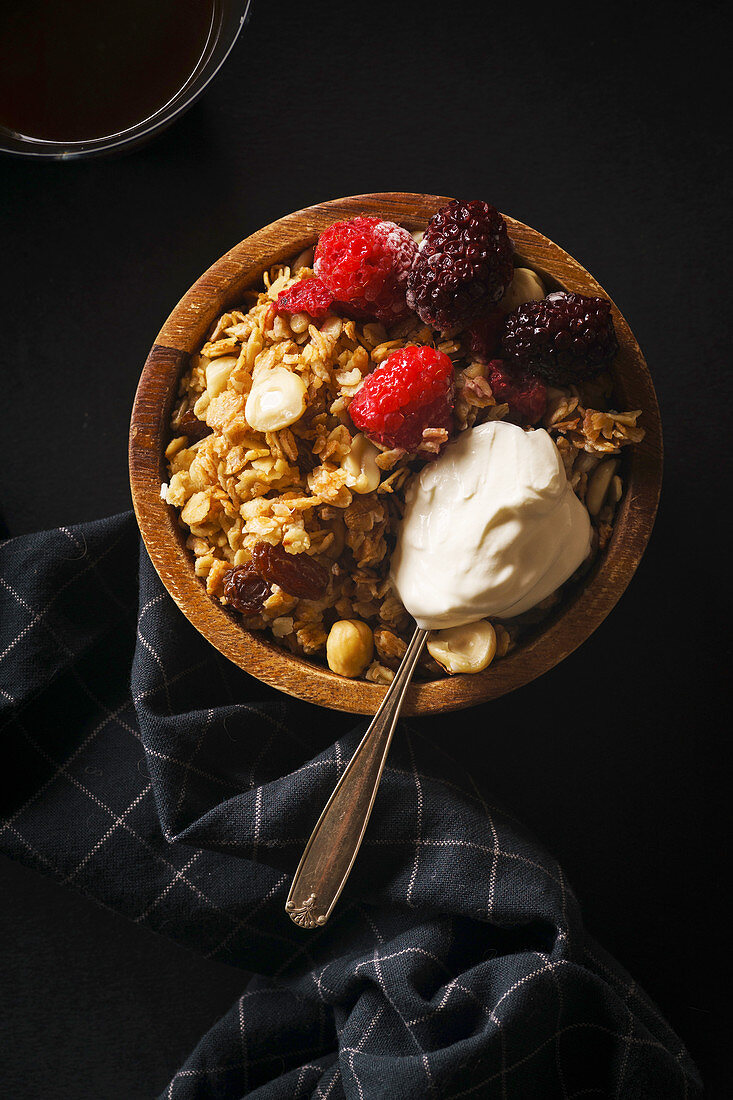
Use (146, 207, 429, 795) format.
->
(0, 525, 131, 665)
(238, 992, 248, 1096)
(614, 979, 637, 1099)
(61, 784, 153, 884)
(468, 773, 501, 919)
(203, 872, 290, 961)
(582, 945, 687, 1057)
(346, 1003, 386, 1100)
(172, 706, 215, 828)
(1, 653, 229, 828)
(314, 1062, 342, 1099)
(135, 852, 202, 922)
(136, 594, 174, 714)
(5, 712, 302, 964)
(6, 822, 60, 873)
(165, 986, 326, 1098)
(372, 947, 435, 1094)
(405, 730, 424, 907)
(548, 952, 570, 1099)
(445, 1021, 692, 1099)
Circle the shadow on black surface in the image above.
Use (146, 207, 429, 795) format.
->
(0, 856, 247, 1100)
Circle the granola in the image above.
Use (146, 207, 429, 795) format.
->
(163, 254, 643, 680)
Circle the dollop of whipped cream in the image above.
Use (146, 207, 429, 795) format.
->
(390, 421, 592, 629)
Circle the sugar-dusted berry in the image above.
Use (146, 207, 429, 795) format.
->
(275, 277, 335, 321)
(314, 216, 417, 323)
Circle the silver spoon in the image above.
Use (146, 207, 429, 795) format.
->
(285, 626, 428, 928)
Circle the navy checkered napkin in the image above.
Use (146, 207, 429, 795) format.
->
(1, 514, 701, 1098)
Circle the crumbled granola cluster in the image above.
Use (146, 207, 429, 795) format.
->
(164, 249, 644, 683)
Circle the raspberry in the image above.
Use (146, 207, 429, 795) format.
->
(487, 359, 547, 426)
(349, 345, 454, 452)
(466, 309, 505, 363)
(406, 200, 514, 331)
(314, 216, 417, 323)
(501, 291, 618, 385)
(275, 277, 335, 320)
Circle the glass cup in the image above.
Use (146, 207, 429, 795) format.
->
(0, 0, 252, 160)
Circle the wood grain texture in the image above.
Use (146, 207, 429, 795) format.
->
(129, 192, 663, 715)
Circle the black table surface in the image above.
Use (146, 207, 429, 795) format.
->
(1, 2, 729, 1095)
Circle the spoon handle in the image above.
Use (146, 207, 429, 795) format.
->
(285, 626, 428, 928)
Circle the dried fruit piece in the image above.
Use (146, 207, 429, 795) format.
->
(252, 541, 329, 600)
(314, 216, 417, 323)
(406, 199, 514, 330)
(349, 345, 454, 453)
(501, 291, 618, 385)
(487, 359, 547, 426)
(275, 277, 335, 320)
(223, 563, 270, 615)
(176, 408, 212, 442)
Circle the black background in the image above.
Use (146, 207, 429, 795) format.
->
(1, 1, 730, 1095)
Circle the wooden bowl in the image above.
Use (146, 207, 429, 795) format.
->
(129, 192, 662, 715)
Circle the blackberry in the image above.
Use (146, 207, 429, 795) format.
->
(501, 291, 618, 385)
(406, 200, 514, 331)
(487, 359, 547, 426)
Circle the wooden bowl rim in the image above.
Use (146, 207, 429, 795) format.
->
(129, 192, 663, 715)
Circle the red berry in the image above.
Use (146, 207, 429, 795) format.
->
(487, 359, 547, 426)
(314, 216, 417, 324)
(349, 345, 454, 452)
(466, 309, 505, 363)
(275, 277, 335, 321)
(407, 200, 514, 330)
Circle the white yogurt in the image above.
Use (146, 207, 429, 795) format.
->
(390, 421, 592, 629)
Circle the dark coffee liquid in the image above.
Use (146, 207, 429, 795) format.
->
(0, 0, 217, 142)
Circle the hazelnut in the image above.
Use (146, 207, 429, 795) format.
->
(326, 619, 374, 678)
(341, 433, 381, 494)
(498, 268, 546, 314)
(427, 620, 497, 675)
(205, 355, 238, 398)
(245, 367, 307, 432)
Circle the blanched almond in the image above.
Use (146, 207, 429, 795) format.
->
(586, 459, 618, 516)
(341, 433, 381, 494)
(245, 367, 307, 432)
(498, 268, 546, 314)
(205, 355, 238, 398)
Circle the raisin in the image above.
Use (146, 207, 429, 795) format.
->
(252, 542, 329, 601)
(176, 408, 212, 442)
(223, 563, 270, 615)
